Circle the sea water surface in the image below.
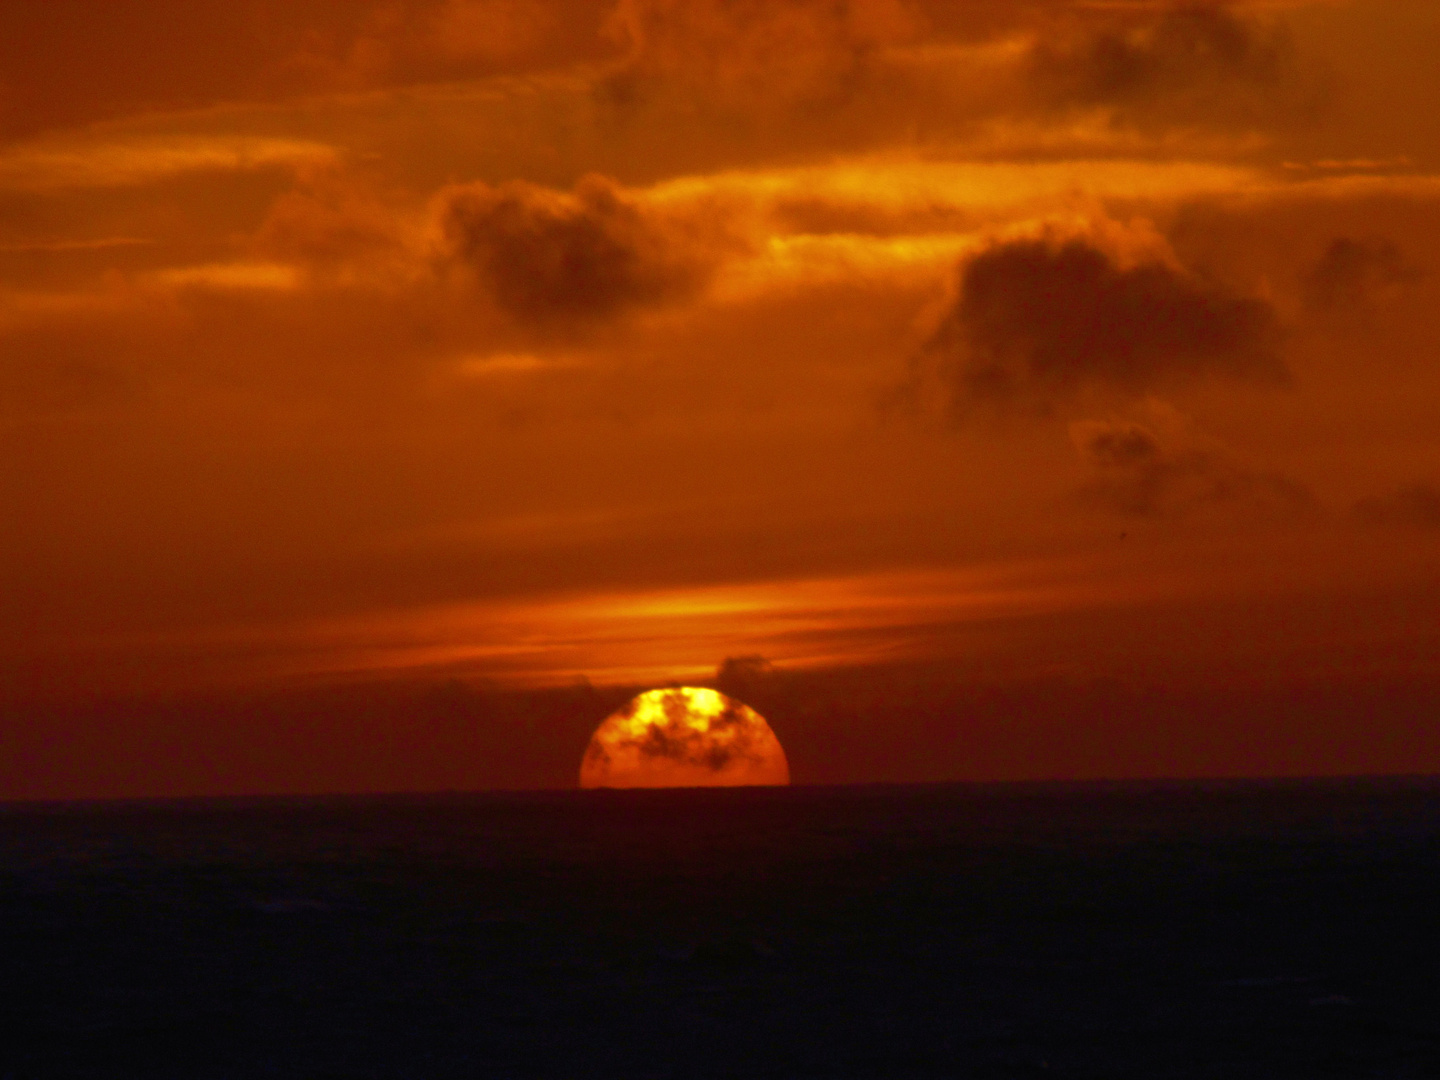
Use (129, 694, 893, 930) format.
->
(3, 778, 1439, 1078)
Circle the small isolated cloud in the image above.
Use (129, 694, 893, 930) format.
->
(1303, 237, 1422, 312)
(925, 235, 1284, 412)
(1353, 483, 1440, 529)
(1027, 4, 1299, 127)
(438, 174, 722, 326)
(1071, 413, 1315, 520)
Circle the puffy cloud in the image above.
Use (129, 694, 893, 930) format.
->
(1303, 236, 1422, 312)
(1071, 415, 1315, 520)
(438, 173, 724, 325)
(925, 235, 1284, 412)
(1353, 483, 1440, 529)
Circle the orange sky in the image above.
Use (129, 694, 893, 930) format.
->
(3, 0, 1439, 797)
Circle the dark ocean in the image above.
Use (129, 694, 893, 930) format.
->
(3, 778, 1439, 1078)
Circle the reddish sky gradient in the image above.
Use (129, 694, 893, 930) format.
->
(3, 0, 1439, 798)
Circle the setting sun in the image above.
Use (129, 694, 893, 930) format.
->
(579, 687, 790, 789)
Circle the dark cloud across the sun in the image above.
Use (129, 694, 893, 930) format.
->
(590, 689, 763, 772)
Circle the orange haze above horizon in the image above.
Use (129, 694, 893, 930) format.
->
(2, 0, 1439, 798)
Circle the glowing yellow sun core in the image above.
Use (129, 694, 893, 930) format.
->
(579, 687, 790, 789)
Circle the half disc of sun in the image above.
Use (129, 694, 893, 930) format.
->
(579, 687, 790, 789)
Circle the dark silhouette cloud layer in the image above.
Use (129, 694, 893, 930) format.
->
(439, 174, 716, 325)
(929, 237, 1284, 410)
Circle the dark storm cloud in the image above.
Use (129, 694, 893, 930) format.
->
(1303, 237, 1422, 312)
(1027, 3, 1297, 124)
(1353, 483, 1440, 529)
(438, 174, 718, 325)
(926, 237, 1284, 411)
(1073, 418, 1315, 519)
